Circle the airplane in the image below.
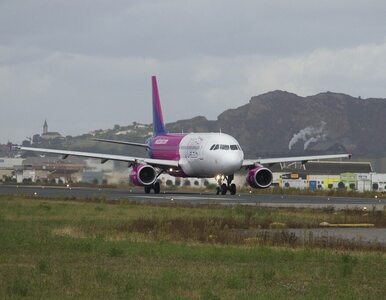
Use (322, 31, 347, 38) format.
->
(20, 76, 351, 195)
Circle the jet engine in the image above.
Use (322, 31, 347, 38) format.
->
(246, 164, 273, 189)
(130, 164, 157, 186)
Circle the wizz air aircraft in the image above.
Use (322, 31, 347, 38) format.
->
(21, 76, 351, 195)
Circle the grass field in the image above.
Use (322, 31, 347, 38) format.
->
(0, 195, 385, 299)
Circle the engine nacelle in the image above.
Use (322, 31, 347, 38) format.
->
(130, 164, 157, 186)
(246, 165, 273, 189)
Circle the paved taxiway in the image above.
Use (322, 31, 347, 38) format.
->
(1, 184, 385, 210)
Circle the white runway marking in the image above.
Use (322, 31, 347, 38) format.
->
(130, 195, 231, 201)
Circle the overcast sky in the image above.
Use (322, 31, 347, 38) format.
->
(1, 0, 386, 143)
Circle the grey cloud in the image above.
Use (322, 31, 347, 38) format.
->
(2, 1, 386, 58)
(1, 1, 386, 143)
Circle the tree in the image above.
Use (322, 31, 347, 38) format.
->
(32, 134, 42, 144)
(22, 140, 31, 147)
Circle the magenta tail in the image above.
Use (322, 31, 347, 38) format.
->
(152, 76, 167, 136)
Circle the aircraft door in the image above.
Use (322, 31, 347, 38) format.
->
(198, 137, 205, 160)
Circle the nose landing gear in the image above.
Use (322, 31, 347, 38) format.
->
(216, 174, 237, 195)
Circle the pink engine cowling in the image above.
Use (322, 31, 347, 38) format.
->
(246, 164, 273, 189)
(130, 164, 157, 186)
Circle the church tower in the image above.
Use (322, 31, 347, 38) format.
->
(43, 120, 48, 134)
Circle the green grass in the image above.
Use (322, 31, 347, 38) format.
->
(243, 186, 386, 199)
(0, 195, 385, 299)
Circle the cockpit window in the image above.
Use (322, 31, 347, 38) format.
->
(211, 144, 241, 150)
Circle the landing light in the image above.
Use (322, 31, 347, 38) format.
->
(215, 175, 221, 181)
(169, 168, 173, 172)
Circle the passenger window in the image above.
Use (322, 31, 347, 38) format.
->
(220, 144, 230, 150)
(230, 145, 238, 150)
(213, 144, 219, 150)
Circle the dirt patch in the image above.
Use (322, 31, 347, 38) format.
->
(52, 226, 86, 239)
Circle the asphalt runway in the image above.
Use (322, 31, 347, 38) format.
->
(1, 184, 385, 210)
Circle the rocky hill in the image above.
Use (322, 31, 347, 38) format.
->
(166, 91, 386, 159)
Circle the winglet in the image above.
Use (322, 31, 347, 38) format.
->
(152, 76, 167, 136)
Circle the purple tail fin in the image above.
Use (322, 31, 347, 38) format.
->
(152, 76, 167, 136)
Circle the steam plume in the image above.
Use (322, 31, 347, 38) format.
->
(288, 121, 327, 150)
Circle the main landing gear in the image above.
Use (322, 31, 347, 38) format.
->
(216, 174, 236, 195)
(144, 181, 161, 194)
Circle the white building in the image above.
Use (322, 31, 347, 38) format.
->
(0, 157, 24, 169)
(356, 173, 372, 192)
(370, 173, 386, 192)
(16, 170, 36, 183)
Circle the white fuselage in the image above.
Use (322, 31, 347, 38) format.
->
(177, 133, 244, 177)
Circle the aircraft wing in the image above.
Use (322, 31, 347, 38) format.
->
(242, 153, 351, 167)
(92, 138, 149, 148)
(20, 147, 179, 168)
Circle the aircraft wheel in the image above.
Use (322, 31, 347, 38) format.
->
(216, 187, 220, 195)
(221, 183, 227, 195)
(230, 183, 236, 195)
(144, 185, 151, 194)
(153, 182, 161, 194)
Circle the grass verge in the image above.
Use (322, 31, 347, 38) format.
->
(0, 195, 385, 299)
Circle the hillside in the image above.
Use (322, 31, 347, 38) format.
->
(166, 91, 386, 159)
(27, 91, 386, 170)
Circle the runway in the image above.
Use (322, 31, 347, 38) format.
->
(1, 184, 385, 210)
